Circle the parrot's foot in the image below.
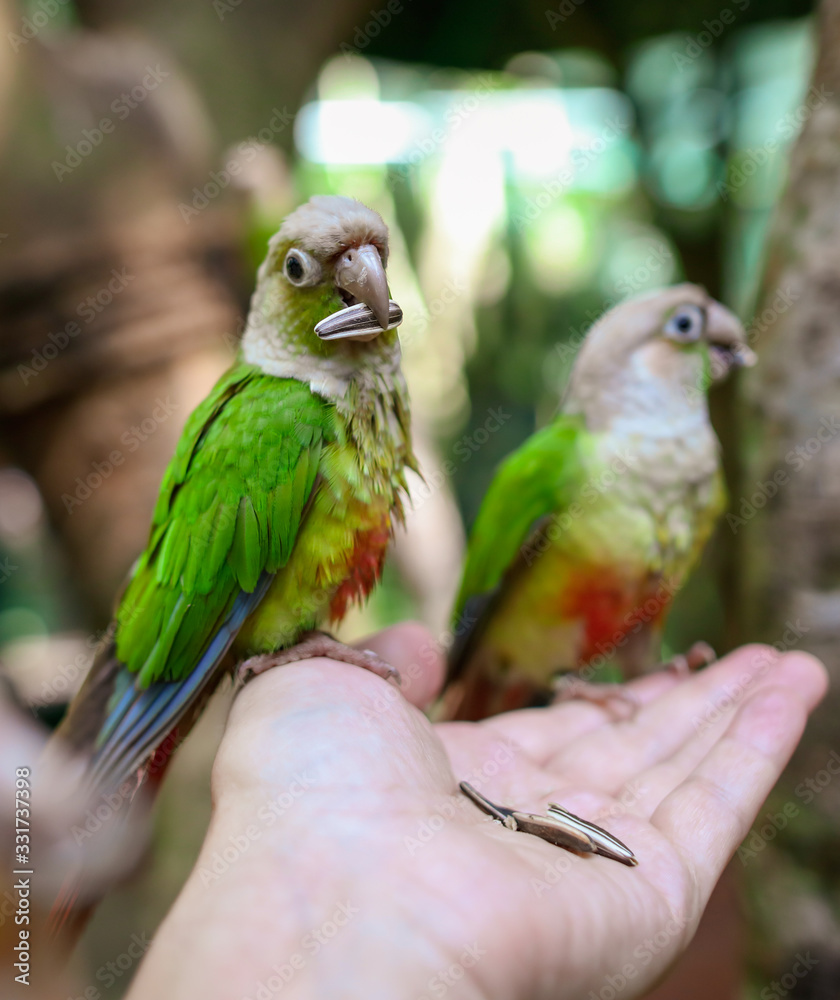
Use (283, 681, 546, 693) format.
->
(237, 632, 401, 687)
(551, 676, 638, 720)
(662, 641, 716, 677)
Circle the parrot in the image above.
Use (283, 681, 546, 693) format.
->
(443, 284, 755, 722)
(49, 195, 414, 928)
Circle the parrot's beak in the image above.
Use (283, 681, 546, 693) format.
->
(315, 244, 403, 342)
(706, 300, 756, 379)
(335, 244, 391, 328)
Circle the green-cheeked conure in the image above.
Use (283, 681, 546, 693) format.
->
(51, 195, 414, 923)
(444, 285, 755, 722)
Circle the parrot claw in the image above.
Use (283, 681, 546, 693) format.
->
(551, 676, 638, 720)
(459, 782, 637, 867)
(236, 632, 401, 687)
(662, 641, 716, 677)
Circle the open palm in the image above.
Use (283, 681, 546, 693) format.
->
(128, 623, 826, 1000)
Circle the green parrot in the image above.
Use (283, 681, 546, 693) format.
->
(444, 284, 755, 721)
(51, 195, 414, 923)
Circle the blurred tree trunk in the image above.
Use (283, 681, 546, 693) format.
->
(739, 0, 840, 981)
(0, 0, 393, 626)
(743, 0, 840, 725)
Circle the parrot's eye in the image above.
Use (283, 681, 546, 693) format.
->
(284, 249, 322, 287)
(664, 305, 705, 343)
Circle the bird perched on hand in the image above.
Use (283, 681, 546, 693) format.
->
(443, 284, 755, 721)
(50, 195, 413, 926)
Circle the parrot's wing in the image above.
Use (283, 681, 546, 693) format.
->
(447, 415, 587, 683)
(59, 364, 334, 790)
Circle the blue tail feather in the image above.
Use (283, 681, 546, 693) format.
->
(89, 573, 274, 791)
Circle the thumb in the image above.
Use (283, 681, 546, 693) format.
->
(354, 621, 446, 711)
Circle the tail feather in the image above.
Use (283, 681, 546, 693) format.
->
(87, 572, 271, 791)
(443, 593, 551, 721)
(47, 874, 91, 943)
(441, 664, 548, 721)
(47, 572, 274, 945)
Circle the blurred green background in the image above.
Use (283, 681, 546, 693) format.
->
(1, 0, 838, 996)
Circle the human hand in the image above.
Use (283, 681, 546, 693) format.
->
(127, 624, 827, 1000)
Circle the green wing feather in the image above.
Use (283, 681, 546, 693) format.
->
(454, 415, 587, 620)
(449, 415, 587, 678)
(115, 363, 334, 687)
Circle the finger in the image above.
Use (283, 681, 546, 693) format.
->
(355, 621, 446, 710)
(469, 668, 684, 763)
(622, 651, 829, 818)
(542, 645, 819, 788)
(651, 680, 814, 902)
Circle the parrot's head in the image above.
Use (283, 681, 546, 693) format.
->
(642, 283, 755, 382)
(242, 195, 403, 384)
(565, 284, 755, 428)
